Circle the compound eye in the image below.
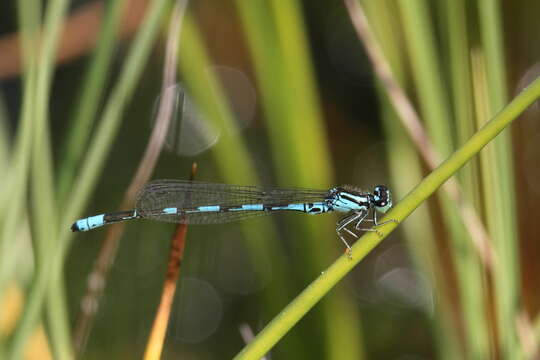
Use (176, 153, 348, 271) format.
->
(373, 185, 386, 198)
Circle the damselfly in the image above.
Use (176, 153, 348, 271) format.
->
(71, 180, 394, 251)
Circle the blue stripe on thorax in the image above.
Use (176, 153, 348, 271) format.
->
(271, 202, 331, 215)
(330, 191, 370, 213)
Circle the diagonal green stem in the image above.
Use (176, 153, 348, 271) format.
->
(234, 75, 540, 360)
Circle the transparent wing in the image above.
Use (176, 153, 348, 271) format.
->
(135, 179, 330, 224)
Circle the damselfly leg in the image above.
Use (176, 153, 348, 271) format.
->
(353, 209, 398, 228)
(336, 210, 372, 257)
(352, 210, 384, 237)
(336, 208, 398, 257)
(360, 210, 399, 228)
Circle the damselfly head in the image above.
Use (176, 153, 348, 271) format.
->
(372, 185, 392, 213)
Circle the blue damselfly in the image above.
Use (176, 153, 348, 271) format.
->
(71, 180, 394, 251)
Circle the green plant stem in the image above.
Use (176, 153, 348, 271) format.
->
(443, 5, 491, 356)
(56, 0, 126, 205)
(47, 2, 125, 354)
(60, 0, 168, 230)
(31, 1, 70, 358)
(361, 1, 461, 356)
(236, 1, 363, 358)
(270, 1, 361, 354)
(397, 0, 453, 151)
(0, 95, 9, 170)
(178, 15, 318, 357)
(8, 1, 169, 358)
(398, 1, 491, 357)
(0, 0, 39, 304)
(477, 1, 518, 357)
(8, 0, 69, 357)
(234, 75, 540, 360)
(446, 0, 478, 194)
